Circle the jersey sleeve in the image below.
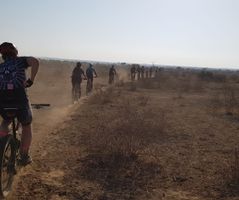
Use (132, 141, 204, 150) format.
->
(81, 69, 85, 75)
(20, 57, 31, 69)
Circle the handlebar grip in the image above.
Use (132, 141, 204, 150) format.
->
(25, 79, 33, 88)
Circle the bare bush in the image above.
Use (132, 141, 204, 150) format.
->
(85, 96, 166, 158)
(198, 70, 226, 83)
(88, 86, 115, 105)
(115, 79, 125, 87)
(137, 79, 158, 89)
(128, 82, 137, 91)
(136, 94, 150, 106)
(222, 83, 238, 115)
(209, 83, 239, 116)
(208, 91, 223, 115)
(221, 149, 239, 195)
(231, 149, 239, 185)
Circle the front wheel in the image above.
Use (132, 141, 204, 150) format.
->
(109, 75, 114, 84)
(72, 83, 81, 103)
(0, 135, 15, 198)
(86, 79, 93, 95)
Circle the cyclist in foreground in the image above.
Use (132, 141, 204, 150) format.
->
(86, 63, 97, 94)
(71, 62, 86, 102)
(0, 42, 39, 166)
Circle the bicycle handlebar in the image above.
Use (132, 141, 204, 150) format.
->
(25, 79, 33, 88)
(31, 104, 50, 109)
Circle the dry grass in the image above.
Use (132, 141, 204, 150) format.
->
(13, 60, 239, 200)
(222, 83, 238, 115)
(230, 149, 239, 186)
(85, 91, 166, 157)
(77, 86, 167, 199)
(88, 86, 115, 105)
(209, 82, 239, 116)
(115, 79, 125, 87)
(220, 149, 239, 197)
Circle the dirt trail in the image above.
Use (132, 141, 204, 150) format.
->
(5, 62, 130, 199)
(4, 63, 239, 200)
(5, 63, 110, 199)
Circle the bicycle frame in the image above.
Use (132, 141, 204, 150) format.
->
(0, 108, 20, 198)
(0, 104, 49, 197)
(4, 108, 20, 167)
(86, 79, 93, 95)
(72, 82, 81, 102)
(4, 108, 19, 139)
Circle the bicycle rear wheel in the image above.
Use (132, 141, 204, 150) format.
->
(86, 80, 92, 95)
(72, 83, 81, 103)
(0, 135, 15, 198)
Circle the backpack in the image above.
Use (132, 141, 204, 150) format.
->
(86, 67, 93, 77)
(0, 57, 29, 103)
(0, 58, 27, 90)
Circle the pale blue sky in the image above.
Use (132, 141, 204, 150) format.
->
(0, 0, 239, 68)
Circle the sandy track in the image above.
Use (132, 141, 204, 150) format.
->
(6, 63, 110, 199)
(0, 60, 128, 199)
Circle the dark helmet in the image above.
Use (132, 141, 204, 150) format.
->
(76, 62, 81, 67)
(0, 42, 18, 56)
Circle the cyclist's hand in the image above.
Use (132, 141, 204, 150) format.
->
(25, 78, 33, 88)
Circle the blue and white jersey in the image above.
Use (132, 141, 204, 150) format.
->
(0, 57, 30, 105)
(86, 66, 95, 78)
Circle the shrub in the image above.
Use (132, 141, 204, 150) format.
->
(222, 83, 238, 115)
(88, 86, 115, 105)
(221, 149, 239, 195)
(209, 83, 239, 116)
(85, 96, 166, 158)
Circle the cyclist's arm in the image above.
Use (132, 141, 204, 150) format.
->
(26, 57, 39, 82)
(93, 69, 98, 77)
(81, 69, 86, 79)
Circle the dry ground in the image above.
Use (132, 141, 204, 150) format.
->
(1, 61, 239, 200)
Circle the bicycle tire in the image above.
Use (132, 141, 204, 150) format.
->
(86, 80, 92, 95)
(72, 83, 81, 102)
(0, 135, 15, 198)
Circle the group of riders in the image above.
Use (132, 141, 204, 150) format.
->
(130, 64, 155, 81)
(71, 62, 117, 102)
(71, 62, 97, 102)
(0, 41, 156, 168)
(72, 63, 156, 103)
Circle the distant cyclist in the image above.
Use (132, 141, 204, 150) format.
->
(0, 42, 39, 166)
(86, 63, 97, 94)
(71, 62, 86, 102)
(149, 67, 153, 78)
(145, 68, 149, 79)
(141, 66, 145, 79)
(108, 65, 117, 84)
(136, 65, 141, 80)
(130, 64, 136, 81)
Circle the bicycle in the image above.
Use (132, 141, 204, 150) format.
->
(72, 82, 81, 103)
(108, 75, 114, 85)
(0, 104, 49, 198)
(86, 76, 97, 95)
